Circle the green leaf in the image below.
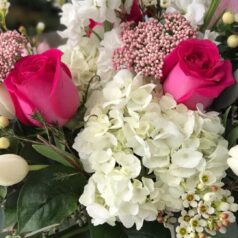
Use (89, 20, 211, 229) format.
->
(32, 145, 73, 167)
(0, 207, 5, 230)
(17, 166, 86, 234)
(0, 186, 7, 201)
(125, 222, 171, 238)
(4, 188, 19, 228)
(227, 126, 238, 148)
(221, 106, 231, 128)
(89, 223, 128, 238)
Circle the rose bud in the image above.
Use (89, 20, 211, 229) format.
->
(0, 154, 29, 186)
(162, 39, 235, 109)
(4, 49, 80, 126)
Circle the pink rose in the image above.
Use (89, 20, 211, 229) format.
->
(162, 39, 235, 109)
(4, 49, 80, 126)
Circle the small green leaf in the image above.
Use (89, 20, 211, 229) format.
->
(89, 223, 128, 238)
(17, 166, 86, 233)
(32, 145, 73, 167)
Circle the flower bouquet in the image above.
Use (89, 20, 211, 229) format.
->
(1, 0, 238, 237)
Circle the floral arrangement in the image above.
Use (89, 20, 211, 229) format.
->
(1, 0, 238, 238)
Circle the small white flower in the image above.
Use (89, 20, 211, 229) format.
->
(176, 224, 191, 238)
(197, 201, 215, 219)
(182, 192, 200, 208)
(189, 215, 206, 233)
(178, 209, 195, 224)
(199, 171, 216, 186)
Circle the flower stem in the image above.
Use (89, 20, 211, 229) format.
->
(167, 224, 176, 238)
(200, 0, 221, 32)
(29, 165, 49, 171)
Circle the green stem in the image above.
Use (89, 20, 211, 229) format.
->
(37, 135, 85, 175)
(29, 165, 49, 171)
(91, 30, 102, 41)
(200, 0, 221, 32)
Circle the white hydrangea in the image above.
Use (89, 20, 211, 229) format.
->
(167, 0, 212, 26)
(60, 37, 99, 95)
(73, 69, 229, 229)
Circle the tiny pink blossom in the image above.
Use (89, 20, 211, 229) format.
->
(0, 30, 27, 81)
(112, 12, 197, 80)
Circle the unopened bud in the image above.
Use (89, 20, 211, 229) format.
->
(36, 22, 45, 33)
(222, 11, 235, 24)
(227, 35, 238, 48)
(0, 137, 10, 149)
(0, 116, 9, 128)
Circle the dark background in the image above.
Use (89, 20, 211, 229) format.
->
(7, 0, 62, 35)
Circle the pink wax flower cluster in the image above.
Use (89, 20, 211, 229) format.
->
(0, 31, 27, 81)
(112, 12, 197, 80)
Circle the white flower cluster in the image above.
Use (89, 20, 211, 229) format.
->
(167, 0, 212, 26)
(60, 37, 99, 95)
(73, 69, 229, 230)
(59, 0, 123, 45)
(177, 186, 238, 238)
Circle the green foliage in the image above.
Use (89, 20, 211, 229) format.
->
(17, 166, 86, 234)
(0, 186, 7, 202)
(89, 223, 128, 238)
(125, 222, 171, 238)
(32, 144, 73, 167)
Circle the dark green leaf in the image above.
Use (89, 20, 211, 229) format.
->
(227, 126, 238, 147)
(215, 34, 227, 42)
(211, 80, 238, 111)
(125, 222, 171, 238)
(89, 223, 128, 238)
(17, 166, 86, 233)
(32, 145, 73, 167)
(3, 188, 20, 228)
(231, 23, 238, 33)
(221, 106, 232, 128)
